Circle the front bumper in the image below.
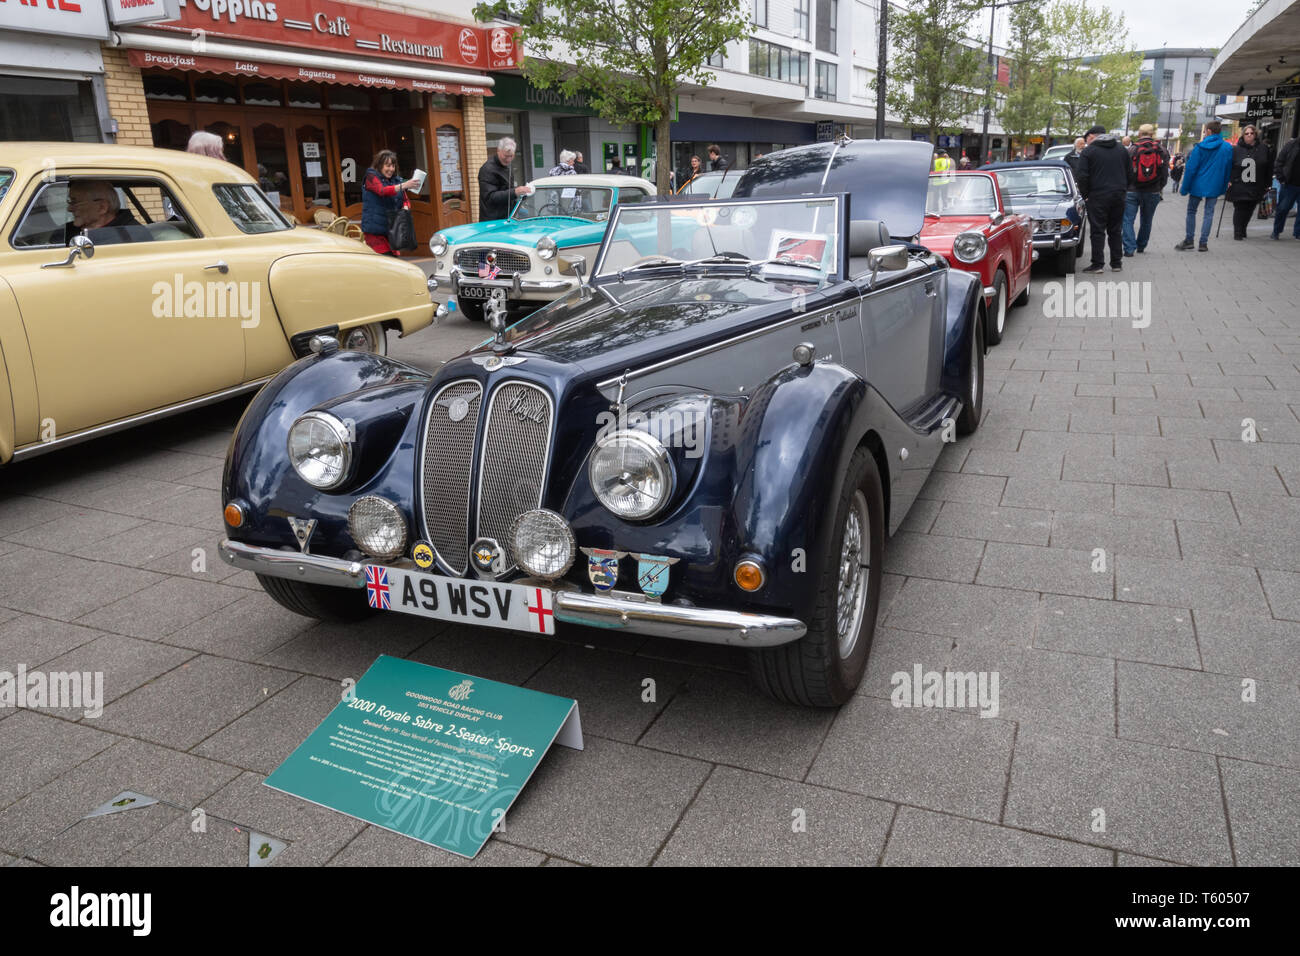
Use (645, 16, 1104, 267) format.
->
(1032, 232, 1081, 251)
(427, 268, 574, 299)
(219, 538, 806, 648)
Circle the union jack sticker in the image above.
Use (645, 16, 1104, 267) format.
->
(364, 566, 391, 610)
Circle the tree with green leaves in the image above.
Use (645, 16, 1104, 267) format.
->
(472, 0, 749, 194)
(1180, 100, 1203, 150)
(996, 2, 1054, 149)
(1044, 0, 1142, 137)
(886, 0, 987, 144)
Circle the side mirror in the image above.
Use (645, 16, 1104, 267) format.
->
(867, 244, 909, 283)
(42, 234, 95, 270)
(559, 254, 587, 279)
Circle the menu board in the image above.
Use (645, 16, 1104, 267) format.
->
(437, 127, 463, 194)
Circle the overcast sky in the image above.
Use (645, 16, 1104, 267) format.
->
(982, 0, 1259, 53)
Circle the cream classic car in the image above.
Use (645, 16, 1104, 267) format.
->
(0, 143, 435, 465)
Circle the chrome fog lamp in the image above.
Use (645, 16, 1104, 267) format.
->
(287, 411, 351, 489)
(348, 496, 407, 560)
(952, 232, 988, 263)
(509, 509, 576, 579)
(430, 233, 449, 257)
(535, 236, 558, 261)
(589, 430, 675, 520)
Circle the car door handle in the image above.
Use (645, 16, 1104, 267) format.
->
(205, 261, 229, 274)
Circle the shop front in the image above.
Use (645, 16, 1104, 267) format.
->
(113, 0, 517, 243)
(0, 0, 114, 142)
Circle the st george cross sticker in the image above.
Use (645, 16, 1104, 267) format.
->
(524, 586, 555, 635)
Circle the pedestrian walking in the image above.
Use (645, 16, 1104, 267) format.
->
(1076, 124, 1134, 273)
(548, 149, 578, 177)
(1271, 132, 1300, 240)
(707, 144, 729, 172)
(1122, 123, 1170, 256)
(478, 137, 528, 221)
(362, 149, 418, 256)
(573, 151, 590, 174)
(677, 154, 705, 193)
(1225, 124, 1272, 239)
(932, 149, 953, 173)
(186, 131, 228, 161)
(1176, 120, 1233, 251)
(1171, 153, 1185, 192)
(959, 155, 973, 169)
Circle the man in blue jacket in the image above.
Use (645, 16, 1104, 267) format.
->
(1177, 120, 1233, 251)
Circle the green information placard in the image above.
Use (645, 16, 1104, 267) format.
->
(265, 655, 582, 858)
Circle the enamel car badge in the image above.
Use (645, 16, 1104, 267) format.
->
(286, 517, 316, 554)
(634, 553, 680, 598)
(471, 355, 527, 371)
(580, 547, 627, 591)
(411, 540, 435, 570)
(470, 537, 506, 577)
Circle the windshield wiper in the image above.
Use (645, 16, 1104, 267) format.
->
(616, 257, 685, 280)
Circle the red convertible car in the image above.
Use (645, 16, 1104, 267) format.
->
(921, 171, 1032, 346)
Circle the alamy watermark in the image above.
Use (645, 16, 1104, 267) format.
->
(0, 665, 103, 718)
(152, 274, 260, 328)
(890, 664, 999, 717)
(1043, 275, 1152, 329)
(595, 405, 705, 458)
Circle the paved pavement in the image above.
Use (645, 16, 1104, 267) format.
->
(1, 193, 1297, 866)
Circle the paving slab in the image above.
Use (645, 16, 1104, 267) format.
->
(882, 806, 1111, 866)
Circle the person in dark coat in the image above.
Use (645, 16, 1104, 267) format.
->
(478, 137, 528, 221)
(1076, 125, 1135, 272)
(573, 151, 590, 174)
(361, 149, 417, 256)
(1271, 134, 1300, 239)
(676, 154, 705, 193)
(707, 144, 728, 172)
(1171, 153, 1186, 192)
(1064, 136, 1087, 180)
(1225, 124, 1272, 240)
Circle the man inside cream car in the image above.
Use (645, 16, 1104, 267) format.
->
(63, 179, 141, 244)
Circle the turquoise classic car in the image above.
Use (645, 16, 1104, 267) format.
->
(428, 174, 655, 321)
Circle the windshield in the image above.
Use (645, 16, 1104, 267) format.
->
(512, 185, 613, 222)
(926, 175, 997, 216)
(597, 197, 839, 281)
(994, 167, 1069, 197)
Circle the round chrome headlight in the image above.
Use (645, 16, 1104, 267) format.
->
(509, 509, 576, 579)
(588, 431, 675, 520)
(348, 496, 407, 560)
(952, 231, 988, 263)
(287, 411, 351, 489)
(535, 236, 557, 261)
(430, 232, 449, 257)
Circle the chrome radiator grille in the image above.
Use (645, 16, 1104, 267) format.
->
(455, 247, 532, 275)
(420, 380, 482, 573)
(476, 382, 552, 561)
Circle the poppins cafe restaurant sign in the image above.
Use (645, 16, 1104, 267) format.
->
(129, 0, 520, 72)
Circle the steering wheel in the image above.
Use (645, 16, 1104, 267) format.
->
(537, 197, 562, 216)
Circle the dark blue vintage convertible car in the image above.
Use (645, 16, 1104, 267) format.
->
(218, 139, 988, 707)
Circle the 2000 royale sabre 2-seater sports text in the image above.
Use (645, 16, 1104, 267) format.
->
(219, 139, 989, 707)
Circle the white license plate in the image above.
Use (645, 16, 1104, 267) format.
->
(458, 284, 493, 300)
(365, 566, 555, 635)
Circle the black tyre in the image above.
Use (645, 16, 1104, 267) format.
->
(1055, 243, 1078, 276)
(749, 446, 884, 707)
(457, 298, 486, 322)
(956, 309, 984, 436)
(257, 574, 377, 622)
(985, 269, 1008, 346)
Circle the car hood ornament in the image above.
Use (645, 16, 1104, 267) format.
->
(471, 354, 527, 371)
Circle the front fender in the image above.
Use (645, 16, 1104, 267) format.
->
(940, 267, 984, 400)
(222, 350, 431, 552)
(268, 252, 434, 340)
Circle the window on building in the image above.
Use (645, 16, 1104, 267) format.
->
(708, 49, 725, 68)
(795, 0, 810, 40)
(750, 38, 807, 85)
(815, 61, 837, 100)
(752, 0, 768, 27)
(1192, 72, 1202, 102)
(854, 66, 875, 101)
(142, 72, 189, 101)
(816, 0, 837, 54)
